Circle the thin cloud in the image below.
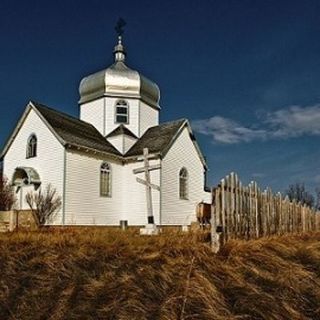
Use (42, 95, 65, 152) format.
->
(266, 104, 320, 138)
(192, 116, 267, 144)
(192, 104, 320, 144)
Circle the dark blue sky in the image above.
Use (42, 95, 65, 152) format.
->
(1, 0, 320, 193)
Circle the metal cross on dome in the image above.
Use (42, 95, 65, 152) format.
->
(133, 148, 161, 225)
(115, 18, 126, 37)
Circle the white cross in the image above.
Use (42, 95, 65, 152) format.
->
(133, 148, 161, 224)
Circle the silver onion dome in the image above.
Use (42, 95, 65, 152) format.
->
(79, 36, 160, 109)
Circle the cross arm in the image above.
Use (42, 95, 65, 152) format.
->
(136, 177, 160, 191)
(133, 164, 161, 174)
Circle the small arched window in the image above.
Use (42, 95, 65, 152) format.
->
(100, 162, 111, 197)
(179, 167, 188, 200)
(115, 100, 129, 124)
(26, 134, 37, 158)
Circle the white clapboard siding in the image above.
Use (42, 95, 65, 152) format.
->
(105, 97, 140, 137)
(3, 108, 65, 223)
(80, 98, 159, 139)
(122, 159, 161, 226)
(64, 150, 123, 225)
(107, 135, 124, 154)
(123, 135, 137, 154)
(80, 99, 105, 135)
(139, 101, 159, 136)
(161, 127, 205, 225)
(107, 135, 138, 154)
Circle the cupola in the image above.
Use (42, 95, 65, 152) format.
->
(78, 24, 160, 138)
(79, 36, 160, 109)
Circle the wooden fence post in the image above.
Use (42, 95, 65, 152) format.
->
(221, 178, 226, 244)
(211, 187, 222, 253)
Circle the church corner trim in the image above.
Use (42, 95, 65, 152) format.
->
(159, 158, 163, 226)
(62, 149, 67, 225)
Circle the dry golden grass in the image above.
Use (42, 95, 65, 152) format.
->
(0, 228, 320, 319)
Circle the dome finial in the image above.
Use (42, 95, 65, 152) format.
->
(113, 18, 126, 62)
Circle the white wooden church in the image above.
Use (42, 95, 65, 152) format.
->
(0, 34, 211, 227)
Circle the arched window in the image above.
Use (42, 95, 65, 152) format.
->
(179, 167, 188, 200)
(100, 162, 111, 197)
(26, 134, 37, 158)
(115, 100, 129, 124)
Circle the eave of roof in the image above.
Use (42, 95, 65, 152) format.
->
(0, 101, 123, 160)
(106, 124, 138, 139)
(124, 119, 207, 169)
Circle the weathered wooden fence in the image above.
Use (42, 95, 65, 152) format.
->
(211, 172, 320, 250)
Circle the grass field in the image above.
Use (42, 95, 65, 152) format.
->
(0, 228, 320, 319)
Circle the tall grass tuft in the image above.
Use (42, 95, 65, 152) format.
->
(0, 229, 320, 319)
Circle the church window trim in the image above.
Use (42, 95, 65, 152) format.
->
(115, 100, 129, 124)
(179, 167, 188, 200)
(100, 162, 112, 197)
(26, 134, 37, 159)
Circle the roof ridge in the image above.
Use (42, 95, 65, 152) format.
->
(125, 118, 188, 157)
(155, 118, 186, 126)
(146, 118, 187, 131)
(30, 100, 96, 129)
(29, 100, 122, 157)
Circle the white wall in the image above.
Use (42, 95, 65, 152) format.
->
(80, 99, 105, 135)
(107, 135, 137, 154)
(64, 150, 160, 226)
(123, 135, 137, 154)
(3, 108, 65, 223)
(105, 97, 140, 137)
(80, 98, 159, 139)
(161, 127, 206, 225)
(107, 135, 124, 154)
(64, 150, 123, 225)
(139, 101, 159, 136)
(122, 159, 161, 225)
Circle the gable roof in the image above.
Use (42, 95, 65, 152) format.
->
(0, 101, 122, 159)
(32, 102, 121, 156)
(124, 119, 207, 168)
(106, 124, 138, 139)
(125, 119, 186, 157)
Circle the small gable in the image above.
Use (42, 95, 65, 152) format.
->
(125, 119, 186, 157)
(125, 119, 206, 168)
